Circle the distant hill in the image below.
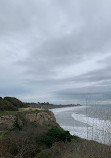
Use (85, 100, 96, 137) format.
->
(0, 97, 28, 111)
(4, 97, 24, 108)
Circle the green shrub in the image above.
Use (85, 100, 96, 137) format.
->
(0, 96, 29, 111)
(4, 97, 23, 108)
(0, 97, 18, 111)
(12, 118, 22, 131)
(42, 127, 73, 147)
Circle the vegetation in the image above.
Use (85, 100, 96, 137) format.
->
(0, 97, 28, 111)
(0, 97, 18, 111)
(12, 117, 22, 131)
(42, 126, 74, 147)
(4, 97, 24, 108)
(0, 110, 110, 158)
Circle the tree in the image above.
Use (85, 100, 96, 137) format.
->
(4, 97, 23, 108)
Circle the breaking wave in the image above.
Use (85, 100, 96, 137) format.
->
(72, 113, 111, 133)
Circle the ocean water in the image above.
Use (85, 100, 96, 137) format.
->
(51, 105, 111, 145)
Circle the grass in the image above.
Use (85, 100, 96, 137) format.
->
(18, 107, 42, 112)
(0, 111, 17, 116)
(0, 130, 10, 140)
(49, 139, 111, 158)
(0, 108, 50, 117)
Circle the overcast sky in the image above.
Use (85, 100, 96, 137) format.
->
(0, 0, 111, 104)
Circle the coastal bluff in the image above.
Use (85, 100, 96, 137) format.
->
(26, 111, 56, 125)
(0, 110, 56, 129)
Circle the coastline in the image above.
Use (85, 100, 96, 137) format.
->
(51, 106, 111, 146)
(0, 107, 111, 158)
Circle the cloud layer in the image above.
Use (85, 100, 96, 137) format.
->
(0, 0, 111, 104)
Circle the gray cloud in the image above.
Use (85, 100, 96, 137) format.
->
(0, 0, 111, 103)
(73, 67, 111, 83)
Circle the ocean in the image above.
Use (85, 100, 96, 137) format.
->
(51, 105, 111, 145)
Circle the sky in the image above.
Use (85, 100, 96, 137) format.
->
(0, 0, 111, 104)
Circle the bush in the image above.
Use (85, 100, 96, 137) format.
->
(12, 118, 22, 131)
(4, 97, 23, 108)
(42, 127, 73, 147)
(0, 96, 29, 111)
(0, 97, 18, 111)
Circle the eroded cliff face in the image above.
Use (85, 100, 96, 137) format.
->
(26, 111, 56, 125)
(0, 111, 56, 128)
(0, 115, 15, 128)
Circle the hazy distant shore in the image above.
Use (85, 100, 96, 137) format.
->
(26, 102, 82, 109)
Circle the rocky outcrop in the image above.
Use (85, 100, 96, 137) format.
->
(0, 115, 15, 128)
(26, 111, 56, 125)
(0, 115, 23, 128)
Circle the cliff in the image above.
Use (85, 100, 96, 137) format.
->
(0, 110, 56, 129)
(26, 111, 56, 125)
(0, 115, 15, 128)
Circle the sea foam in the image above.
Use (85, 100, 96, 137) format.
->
(72, 113, 111, 133)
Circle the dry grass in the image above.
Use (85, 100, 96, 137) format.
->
(51, 140, 111, 158)
(18, 107, 43, 112)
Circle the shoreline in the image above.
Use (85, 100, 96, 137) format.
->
(51, 106, 111, 146)
(0, 107, 111, 158)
